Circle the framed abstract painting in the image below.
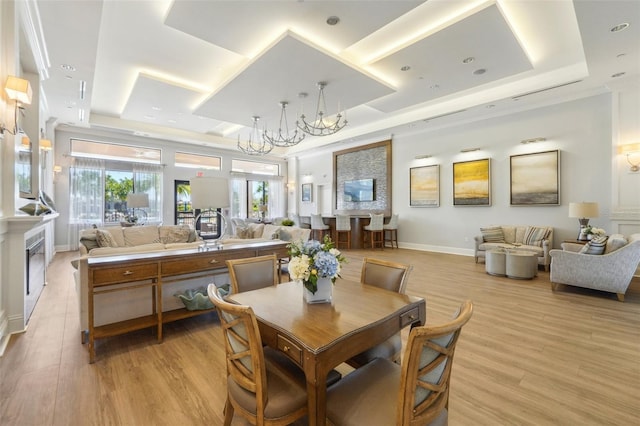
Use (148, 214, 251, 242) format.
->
(410, 165, 440, 207)
(510, 150, 560, 205)
(453, 158, 491, 206)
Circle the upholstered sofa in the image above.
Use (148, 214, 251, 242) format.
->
(78, 224, 202, 256)
(224, 220, 311, 245)
(474, 225, 554, 271)
(549, 233, 640, 301)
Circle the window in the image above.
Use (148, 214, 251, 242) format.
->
(232, 159, 279, 176)
(247, 180, 269, 220)
(175, 151, 221, 170)
(71, 138, 161, 164)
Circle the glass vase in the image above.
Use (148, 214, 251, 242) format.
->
(303, 277, 333, 304)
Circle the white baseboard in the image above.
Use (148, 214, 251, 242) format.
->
(398, 242, 474, 257)
(0, 312, 9, 357)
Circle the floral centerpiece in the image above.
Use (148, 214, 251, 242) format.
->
(287, 235, 347, 295)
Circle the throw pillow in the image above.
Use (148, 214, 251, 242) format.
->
(159, 225, 190, 244)
(523, 226, 549, 247)
(605, 234, 627, 254)
(19, 202, 51, 216)
(278, 228, 292, 242)
(95, 230, 119, 248)
(80, 235, 100, 251)
(480, 226, 505, 243)
(235, 226, 252, 239)
(579, 236, 608, 255)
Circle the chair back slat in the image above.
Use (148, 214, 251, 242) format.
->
(207, 285, 268, 406)
(397, 301, 473, 425)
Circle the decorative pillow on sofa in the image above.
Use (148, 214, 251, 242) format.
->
(158, 225, 190, 244)
(235, 226, 252, 239)
(523, 226, 549, 247)
(579, 236, 608, 255)
(480, 226, 505, 243)
(605, 234, 627, 254)
(96, 229, 119, 248)
(247, 223, 265, 238)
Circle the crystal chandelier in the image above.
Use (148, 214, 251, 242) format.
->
(262, 101, 305, 147)
(237, 116, 273, 155)
(297, 82, 347, 136)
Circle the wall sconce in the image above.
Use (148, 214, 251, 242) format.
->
(53, 165, 62, 183)
(618, 143, 640, 172)
(21, 135, 31, 150)
(460, 147, 480, 153)
(415, 154, 432, 159)
(0, 76, 32, 136)
(40, 138, 52, 169)
(520, 137, 546, 144)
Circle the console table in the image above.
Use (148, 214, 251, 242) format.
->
(83, 240, 289, 363)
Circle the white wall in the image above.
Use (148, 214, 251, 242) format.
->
(296, 92, 639, 255)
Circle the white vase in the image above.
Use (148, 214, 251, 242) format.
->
(303, 277, 333, 304)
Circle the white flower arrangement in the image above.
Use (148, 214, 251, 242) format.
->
(585, 226, 606, 237)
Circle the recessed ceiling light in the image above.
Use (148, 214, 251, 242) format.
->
(326, 16, 340, 25)
(462, 57, 474, 64)
(486, 104, 495, 108)
(473, 68, 486, 75)
(610, 23, 629, 32)
(61, 64, 76, 71)
(612, 72, 626, 78)
(152, 106, 162, 111)
(430, 84, 440, 90)
(400, 65, 411, 71)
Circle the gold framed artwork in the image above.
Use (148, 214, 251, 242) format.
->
(301, 183, 312, 202)
(453, 158, 491, 206)
(410, 165, 440, 207)
(510, 150, 560, 205)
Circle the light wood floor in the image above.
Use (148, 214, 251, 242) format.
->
(1, 249, 639, 425)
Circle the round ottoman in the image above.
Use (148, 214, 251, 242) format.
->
(485, 249, 506, 276)
(506, 251, 538, 279)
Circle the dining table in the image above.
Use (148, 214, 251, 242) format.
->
(228, 279, 426, 426)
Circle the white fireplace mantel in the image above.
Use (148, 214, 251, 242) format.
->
(2, 212, 58, 334)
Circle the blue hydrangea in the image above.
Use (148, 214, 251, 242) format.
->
(314, 251, 339, 277)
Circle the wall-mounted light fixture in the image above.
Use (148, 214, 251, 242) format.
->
(21, 135, 31, 150)
(0, 76, 32, 136)
(618, 143, 640, 172)
(460, 147, 480, 153)
(53, 165, 62, 183)
(520, 137, 546, 144)
(415, 154, 432, 159)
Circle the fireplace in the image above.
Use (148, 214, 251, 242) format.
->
(25, 231, 46, 323)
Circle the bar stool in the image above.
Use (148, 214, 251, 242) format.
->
(310, 213, 330, 241)
(334, 214, 351, 249)
(363, 213, 384, 249)
(383, 214, 399, 249)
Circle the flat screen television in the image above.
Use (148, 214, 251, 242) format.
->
(344, 178, 374, 202)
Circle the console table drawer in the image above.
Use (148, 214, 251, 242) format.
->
(92, 263, 158, 286)
(277, 334, 303, 365)
(161, 251, 252, 275)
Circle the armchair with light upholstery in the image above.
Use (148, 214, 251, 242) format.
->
(549, 234, 640, 302)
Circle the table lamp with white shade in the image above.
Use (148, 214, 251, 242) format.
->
(126, 192, 149, 224)
(569, 202, 599, 240)
(189, 176, 230, 246)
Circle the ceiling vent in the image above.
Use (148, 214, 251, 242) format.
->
(512, 80, 583, 100)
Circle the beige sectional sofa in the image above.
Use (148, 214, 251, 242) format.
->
(224, 221, 311, 245)
(474, 225, 554, 271)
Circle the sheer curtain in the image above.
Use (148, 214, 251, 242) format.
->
(266, 176, 285, 218)
(68, 158, 104, 251)
(230, 176, 247, 220)
(133, 163, 163, 223)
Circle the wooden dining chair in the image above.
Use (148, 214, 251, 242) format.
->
(327, 300, 474, 426)
(207, 284, 308, 426)
(226, 254, 279, 293)
(347, 258, 412, 368)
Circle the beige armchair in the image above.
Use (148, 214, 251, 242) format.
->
(550, 236, 640, 302)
